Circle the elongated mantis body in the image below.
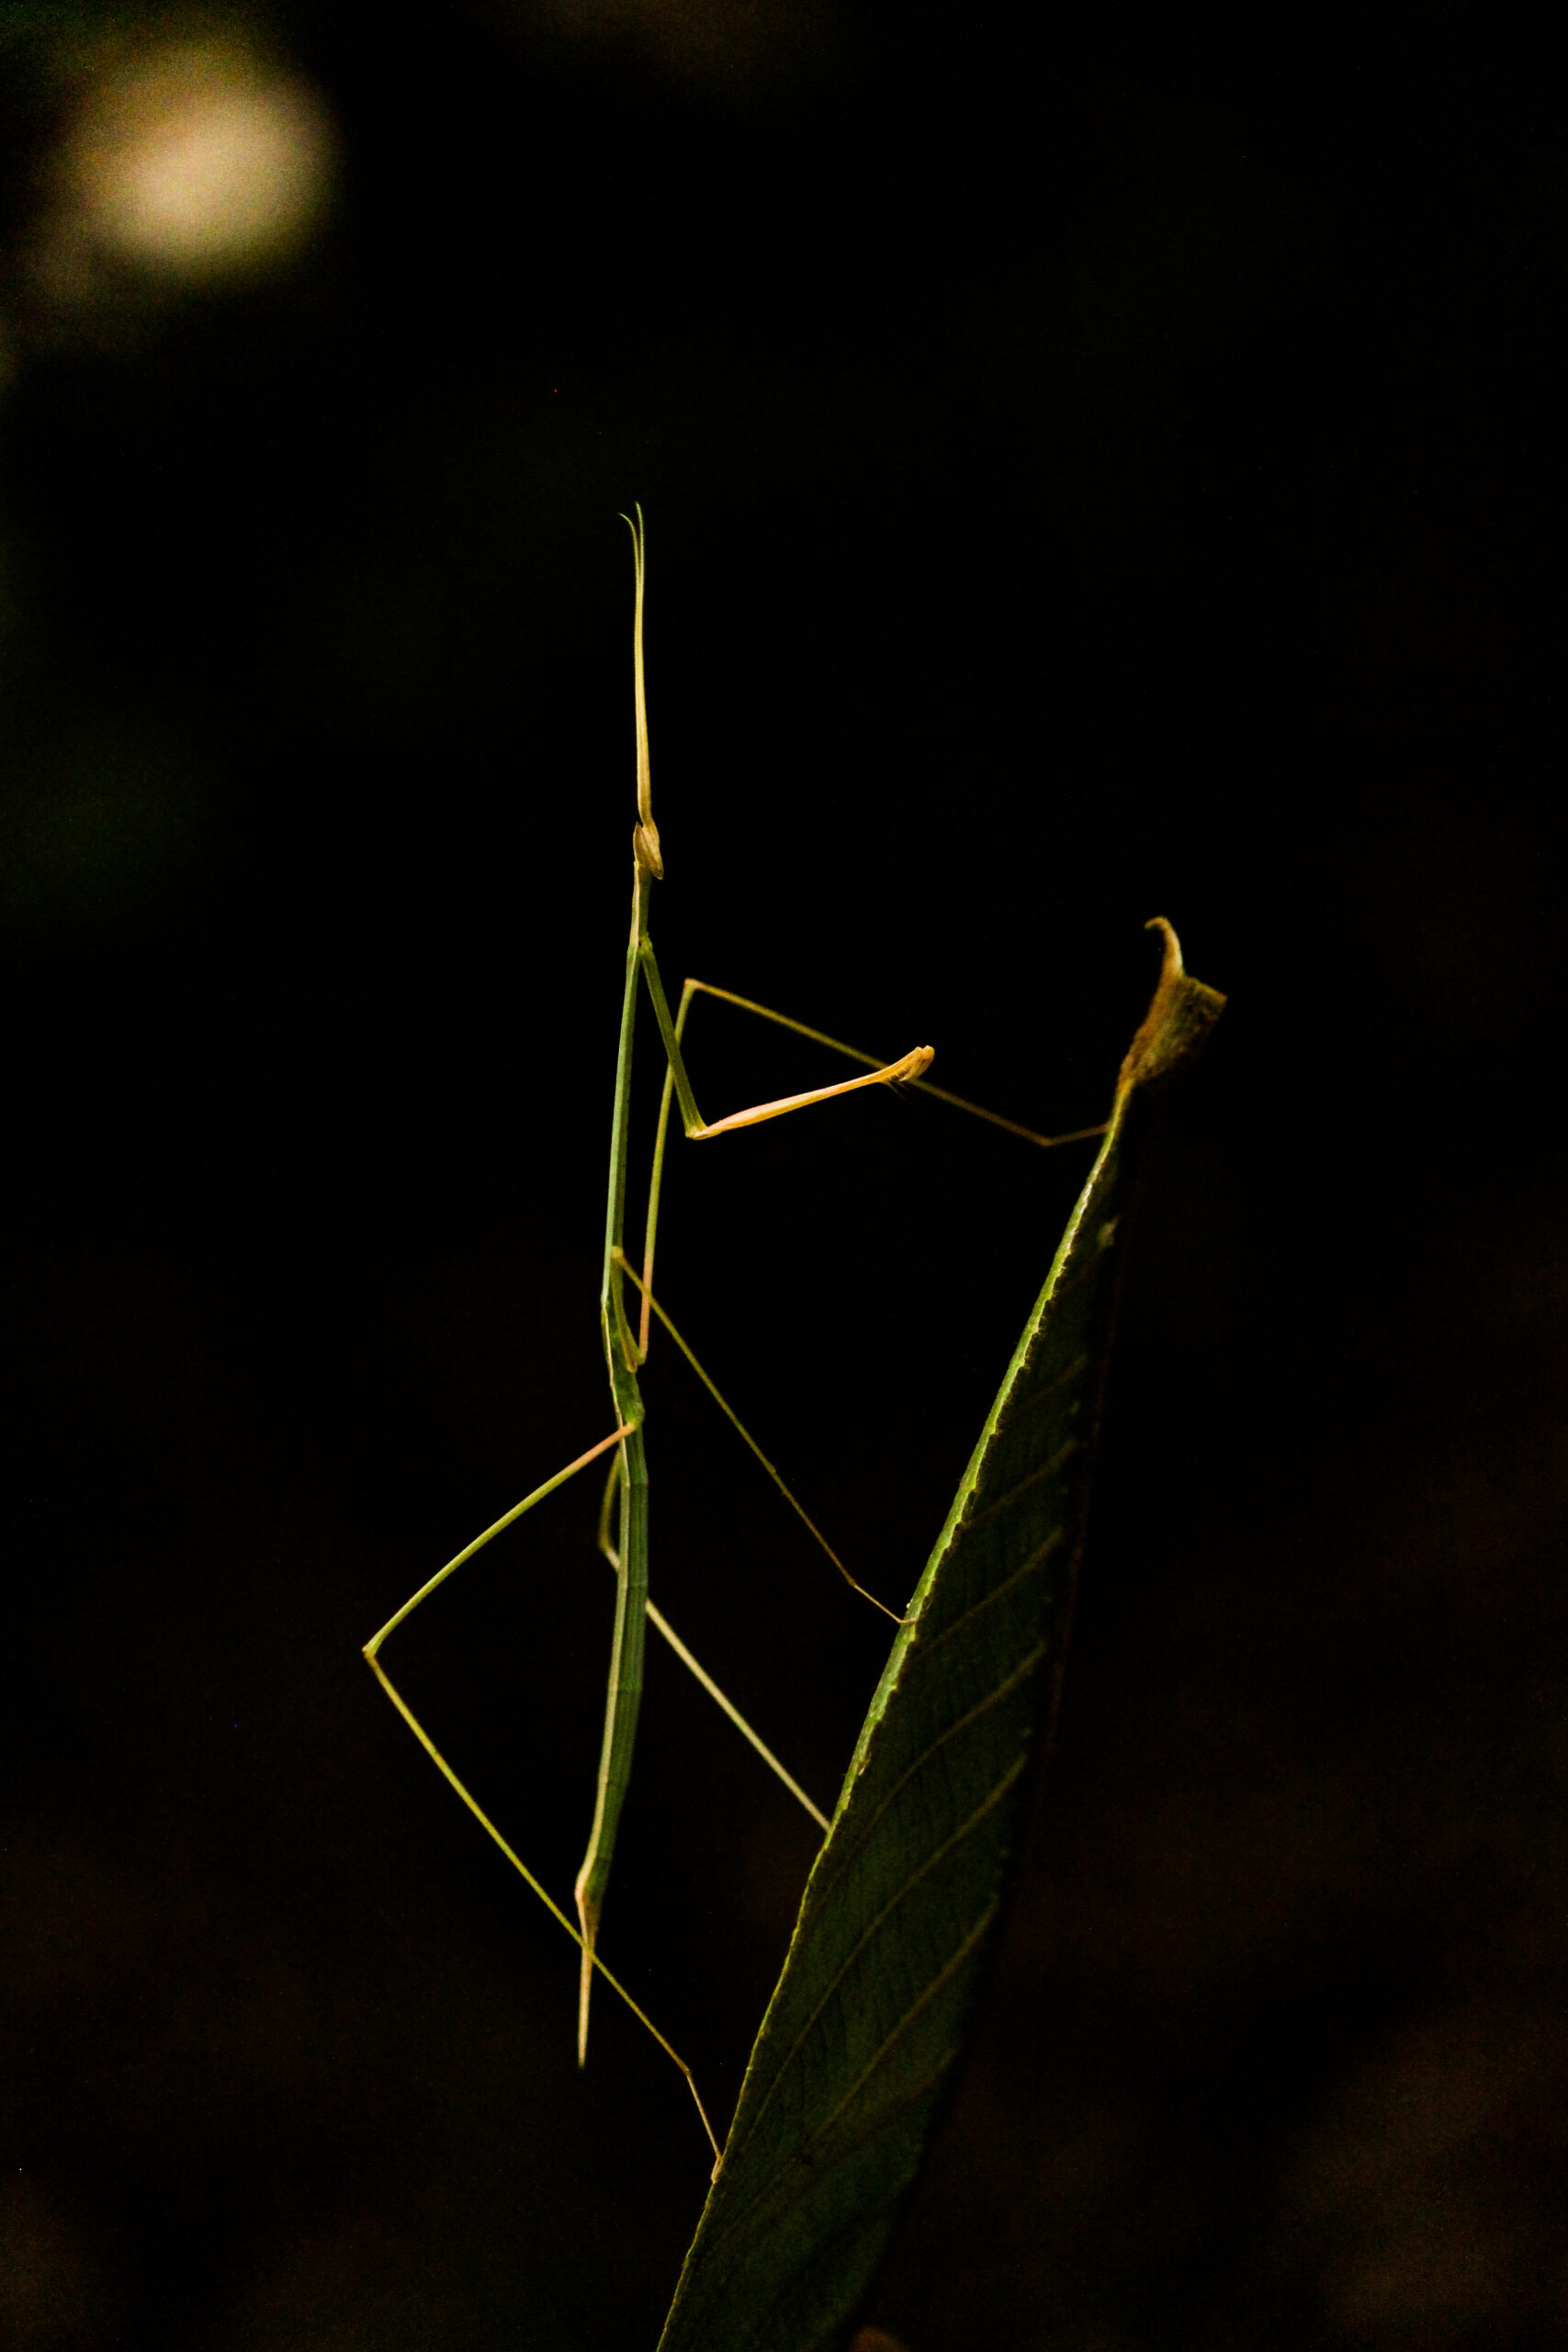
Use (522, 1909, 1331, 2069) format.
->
(363, 511, 1113, 2159)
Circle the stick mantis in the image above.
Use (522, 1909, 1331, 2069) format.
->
(363, 511, 1105, 2161)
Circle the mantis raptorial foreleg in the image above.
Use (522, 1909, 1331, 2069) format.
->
(631, 978, 1108, 1359)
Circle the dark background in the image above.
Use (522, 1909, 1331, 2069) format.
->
(3, 3, 1565, 2346)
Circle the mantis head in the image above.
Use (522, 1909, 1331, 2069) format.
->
(623, 503, 661, 881)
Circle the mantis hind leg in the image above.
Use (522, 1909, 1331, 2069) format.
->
(361, 1423, 718, 2161)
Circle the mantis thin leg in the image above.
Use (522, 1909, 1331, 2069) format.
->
(647, 1600, 830, 1833)
(596, 1452, 831, 1832)
(634, 977, 1107, 1356)
(364, 1424, 636, 1658)
(613, 1250, 901, 1626)
(362, 1420, 721, 2159)
(682, 980, 1109, 1148)
(363, 1655, 719, 2162)
(634, 934, 933, 1148)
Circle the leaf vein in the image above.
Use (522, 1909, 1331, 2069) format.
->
(733, 1750, 1028, 2177)
(960, 1438, 1077, 1533)
(902, 1525, 1065, 1679)
(806, 1635, 1049, 1934)
(992, 1350, 1089, 1432)
(801, 1895, 1001, 2159)
(707, 1900, 1002, 2296)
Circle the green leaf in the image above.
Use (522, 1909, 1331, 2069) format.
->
(657, 920, 1224, 2352)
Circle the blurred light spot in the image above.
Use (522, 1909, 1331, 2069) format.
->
(66, 46, 332, 278)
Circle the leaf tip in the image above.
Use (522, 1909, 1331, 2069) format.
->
(1115, 918, 1226, 1101)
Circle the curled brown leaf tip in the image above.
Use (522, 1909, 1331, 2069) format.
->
(1115, 916, 1226, 1101)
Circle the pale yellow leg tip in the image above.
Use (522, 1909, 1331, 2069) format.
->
(576, 1940, 594, 2070)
